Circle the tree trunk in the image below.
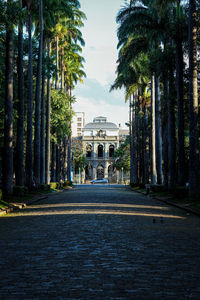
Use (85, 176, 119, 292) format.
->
(129, 96, 134, 185)
(51, 141, 56, 182)
(55, 36, 59, 89)
(168, 68, 176, 189)
(143, 106, 149, 184)
(40, 44, 45, 184)
(61, 48, 64, 91)
(132, 93, 137, 184)
(3, 11, 14, 195)
(188, 0, 199, 198)
(34, 0, 43, 187)
(155, 76, 163, 184)
(56, 143, 61, 182)
(162, 76, 169, 187)
(151, 74, 157, 184)
(45, 39, 51, 184)
(176, 38, 186, 186)
(25, 11, 33, 189)
(16, 0, 24, 187)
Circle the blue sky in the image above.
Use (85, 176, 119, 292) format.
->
(73, 0, 129, 128)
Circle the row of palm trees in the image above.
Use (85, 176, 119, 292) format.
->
(112, 0, 199, 198)
(1, 0, 86, 195)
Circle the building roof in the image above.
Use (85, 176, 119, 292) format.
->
(83, 122, 118, 130)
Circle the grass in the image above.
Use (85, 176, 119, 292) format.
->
(130, 184, 200, 212)
(0, 199, 10, 209)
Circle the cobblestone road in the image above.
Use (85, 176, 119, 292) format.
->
(0, 185, 200, 299)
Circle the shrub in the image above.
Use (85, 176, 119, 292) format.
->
(13, 186, 28, 196)
(39, 184, 50, 191)
(50, 182, 57, 189)
(0, 189, 2, 200)
(151, 184, 166, 193)
(173, 186, 188, 198)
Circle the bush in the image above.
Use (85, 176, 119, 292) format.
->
(151, 184, 166, 193)
(0, 189, 2, 200)
(65, 180, 73, 186)
(13, 186, 28, 196)
(39, 184, 50, 191)
(50, 182, 57, 189)
(173, 186, 188, 198)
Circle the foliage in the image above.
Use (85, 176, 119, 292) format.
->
(50, 89, 74, 142)
(114, 137, 130, 171)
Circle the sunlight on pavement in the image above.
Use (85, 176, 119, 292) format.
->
(29, 203, 170, 210)
(6, 208, 185, 219)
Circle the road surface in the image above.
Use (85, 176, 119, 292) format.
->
(0, 185, 200, 299)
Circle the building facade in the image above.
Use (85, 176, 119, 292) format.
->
(81, 116, 120, 183)
(72, 112, 85, 137)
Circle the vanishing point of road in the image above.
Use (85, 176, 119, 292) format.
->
(0, 185, 200, 299)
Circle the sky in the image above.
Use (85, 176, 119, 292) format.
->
(73, 0, 129, 129)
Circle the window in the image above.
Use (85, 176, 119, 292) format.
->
(77, 118, 82, 121)
(77, 123, 82, 127)
(98, 145, 103, 158)
(86, 145, 92, 157)
(109, 145, 114, 157)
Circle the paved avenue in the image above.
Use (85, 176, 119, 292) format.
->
(0, 185, 200, 299)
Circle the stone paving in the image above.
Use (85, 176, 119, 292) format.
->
(0, 185, 200, 299)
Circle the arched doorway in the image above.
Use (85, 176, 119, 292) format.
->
(98, 145, 103, 158)
(97, 164, 104, 179)
(108, 164, 117, 183)
(109, 145, 114, 157)
(85, 164, 93, 180)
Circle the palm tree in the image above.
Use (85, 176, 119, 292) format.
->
(3, 0, 14, 195)
(188, 0, 199, 198)
(16, 0, 24, 187)
(24, 0, 33, 189)
(33, 0, 43, 187)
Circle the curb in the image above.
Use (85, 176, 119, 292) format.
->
(129, 187, 200, 218)
(0, 188, 71, 216)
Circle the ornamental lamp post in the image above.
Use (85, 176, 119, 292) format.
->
(122, 167, 124, 184)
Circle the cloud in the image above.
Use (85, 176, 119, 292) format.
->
(73, 96, 129, 129)
(75, 78, 125, 106)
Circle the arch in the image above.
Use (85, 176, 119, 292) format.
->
(109, 145, 115, 157)
(85, 164, 93, 180)
(108, 164, 117, 183)
(86, 144, 92, 158)
(98, 144, 103, 158)
(97, 164, 104, 179)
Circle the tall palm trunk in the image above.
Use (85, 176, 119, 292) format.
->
(132, 93, 137, 184)
(188, 0, 199, 198)
(168, 68, 176, 189)
(129, 95, 134, 184)
(25, 10, 33, 189)
(176, 38, 186, 186)
(162, 75, 169, 187)
(155, 77, 162, 184)
(151, 74, 157, 184)
(61, 48, 64, 91)
(40, 40, 45, 184)
(143, 105, 149, 184)
(45, 38, 51, 184)
(34, 0, 43, 187)
(4, 4, 14, 195)
(16, 0, 24, 187)
(51, 141, 56, 182)
(55, 36, 59, 89)
(67, 89, 72, 182)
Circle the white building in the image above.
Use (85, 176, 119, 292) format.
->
(72, 112, 85, 137)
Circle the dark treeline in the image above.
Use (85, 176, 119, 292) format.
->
(0, 0, 86, 195)
(112, 0, 200, 198)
